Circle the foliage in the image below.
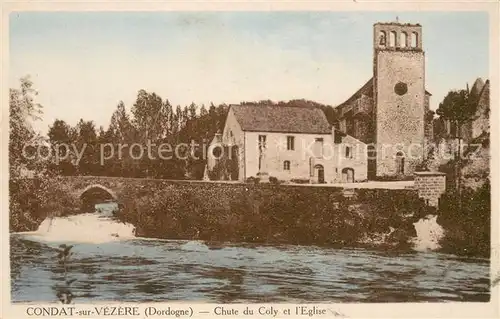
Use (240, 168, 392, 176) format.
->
(269, 176, 279, 184)
(436, 89, 477, 139)
(437, 179, 490, 257)
(436, 89, 477, 123)
(207, 145, 239, 181)
(9, 77, 78, 232)
(40, 95, 339, 179)
(9, 76, 43, 178)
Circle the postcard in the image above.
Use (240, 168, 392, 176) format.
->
(2, 1, 499, 318)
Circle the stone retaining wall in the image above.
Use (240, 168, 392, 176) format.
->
(414, 172, 447, 206)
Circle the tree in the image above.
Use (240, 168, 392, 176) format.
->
(9, 77, 80, 232)
(436, 89, 477, 209)
(48, 119, 77, 175)
(74, 119, 99, 175)
(108, 101, 136, 176)
(436, 89, 477, 139)
(9, 76, 43, 178)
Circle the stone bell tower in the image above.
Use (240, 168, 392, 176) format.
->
(372, 21, 426, 178)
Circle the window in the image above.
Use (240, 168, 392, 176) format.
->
(367, 145, 376, 160)
(314, 138, 324, 158)
(394, 82, 408, 95)
(258, 135, 267, 170)
(287, 136, 295, 150)
(258, 135, 267, 150)
(283, 160, 290, 171)
(345, 146, 352, 159)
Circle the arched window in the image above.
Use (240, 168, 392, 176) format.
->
(411, 32, 418, 47)
(400, 32, 407, 48)
(283, 160, 290, 171)
(379, 31, 387, 46)
(367, 144, 376, 160)
(389, 31, 396, 47)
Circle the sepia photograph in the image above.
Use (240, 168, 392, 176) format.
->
(4, 5, 497, 310)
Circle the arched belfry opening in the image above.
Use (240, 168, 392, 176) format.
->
(400, 32, 407, 48)
(80, 184, 117, 213)
(411, 32, 418, 47)
(378, 31, 387, 47)
(389, 31, 397, 47)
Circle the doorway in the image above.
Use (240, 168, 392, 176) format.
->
(314, 164, 325, 183)
(396, 151, 405, 175)
(342, 167, 355, 183)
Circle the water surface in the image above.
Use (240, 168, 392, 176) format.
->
(10, 203, 490, 303)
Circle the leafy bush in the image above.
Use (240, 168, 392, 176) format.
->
(269, 176, 279, 184)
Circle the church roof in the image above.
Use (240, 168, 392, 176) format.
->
(336, 77, 432, 109)
(230, 104, 332, 134)
(336, 78, 374, 109)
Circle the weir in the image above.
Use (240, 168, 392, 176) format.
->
(22, 174, 448, 249)
(25, 203, 136, 244)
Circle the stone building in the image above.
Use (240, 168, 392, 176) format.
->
(335, 21, 433, 179)
(207, 104, 368, 183)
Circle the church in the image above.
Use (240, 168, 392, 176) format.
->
(208, 20, 432, 183)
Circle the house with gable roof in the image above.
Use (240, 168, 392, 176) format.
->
(207, 104, 368, 183)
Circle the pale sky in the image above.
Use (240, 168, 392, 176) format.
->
(9, 11, 489, 135)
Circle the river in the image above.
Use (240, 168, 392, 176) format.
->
(10, 203, 490, 303)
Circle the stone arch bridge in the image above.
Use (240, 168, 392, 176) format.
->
(55, 175, 240, 212)
(54, 172, 445, 212)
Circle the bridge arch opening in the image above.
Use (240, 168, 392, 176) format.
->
(80, 184, 118, 213)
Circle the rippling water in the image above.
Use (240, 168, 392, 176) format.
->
(10, 203, 490, 303)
